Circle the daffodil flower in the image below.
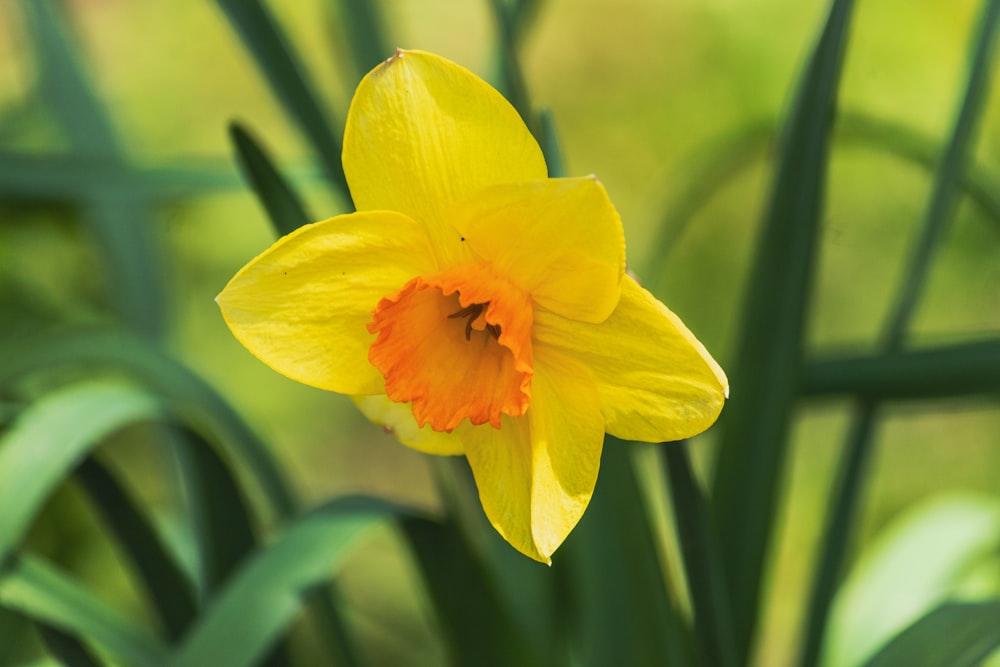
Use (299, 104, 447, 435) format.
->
(217, 49, 728, 563)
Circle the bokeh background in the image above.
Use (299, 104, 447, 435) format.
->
(1, 0, 998, 665)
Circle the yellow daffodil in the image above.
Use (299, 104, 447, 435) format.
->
(218, 49, 728, 563)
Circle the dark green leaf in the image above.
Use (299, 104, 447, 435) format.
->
(22, 1, 164, 338)
(0, 555, 169, 667)
(0, 331, 298, 520)
(401, 515, 543, 667)
(74, 456, 198, 642)
(538, 108, 565, 179)
(37, 623, 105, 667)
(229, 122, 313, 236)
(0, 152, 247, 200)
(213, 0, 350, 198)
(709, 0, 856, 661)
(663, 442, 737, 667)
(561, 440, 692, 667)
(798, 5, 1000, 665)
(862, 602, 1000, 667)
(165, 496, 410, 667)
(0, 381, 163, 565)
(801, 339, 1000, 400)
(334, 0, 390, 80)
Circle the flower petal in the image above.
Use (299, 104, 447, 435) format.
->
(460, 351, 604, 563)
(343, 49, 547, 268)
(534, 276, 728, 443)
(217, 211, 437, 395)
(448, 177, 626, 323)
(353, 395, 464, 455)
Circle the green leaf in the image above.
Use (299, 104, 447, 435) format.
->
(663, 442, 737, 667)
(212, 0, 350, 198)
(21, 1, 164, 338)
(0, 381, 163, 565)
(400, 515, 544, 667)
(229, 122, 313, 236)
(823, 495, 1000, 667)
(0, 152, 248, 200)
(0, 555, 169, 667)
(333, 0, 390, 81)
(708, 0, 857, 661)
(538, 108, 566, 179)
(73, 456, 198, 642)
(798, 5, 1000, 665)
(801, 339, 1000, 400)
(862, 602, 1000, 667)
(0, 331, 298, 520)
(165, 496, 407, 667)
(561, 440, 692, 667)
(36, 623, 105, 667)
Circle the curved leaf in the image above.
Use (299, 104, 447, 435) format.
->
(0, 381, 162, 564)
(0, 555, 168, 667)
(166, 496, 412, 667)
(862, 602, 1000, 667)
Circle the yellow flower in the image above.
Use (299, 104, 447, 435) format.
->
(217, 49, 728, 563)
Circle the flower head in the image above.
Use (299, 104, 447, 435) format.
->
(217, 49, 728, 563)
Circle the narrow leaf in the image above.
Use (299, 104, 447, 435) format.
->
(74, 456, 198, 641)
(862, 602, 1000, 667)
(165, 497, 407, 667)
(663, 442, 737, 667)
(229, 122, 312, 236)
(334, 0, 390, 80)
(22, 1, 163, 338)
(562, 440, 692, 667)
(0, 381, 163, 564)
(798, 5, 1000, 665)
(0, 555, 169, 667)
(709, 0, 857, 661)
(0, 331, 298, 520)
(801, 339, 1000, 400)
(37, 624, 105, 667)
(213, 0, 350, 197)
(400, 516, 543, 667)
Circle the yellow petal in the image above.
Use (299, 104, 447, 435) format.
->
(352, 395, 464, 455)
(534, 276, 728, 443)
(217, 211, 437, 395)
(448, 177, 626, 323)
(460, 351, 604, 563)
(343, 49, 547, 268)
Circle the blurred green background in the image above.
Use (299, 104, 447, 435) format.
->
(1, 0, 998, 665)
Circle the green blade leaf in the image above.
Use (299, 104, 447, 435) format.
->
(36, 623, 105, 667)
(400, 515, 544, 667)
(663, 442, 737, 667)
(801, 339, 1000, 400)
(562, 440, 692, 667)
(229, 121, 312, 236)
(0, 555, 168, 667)
(0, 153, 247, 200)
(212, 0, 350, 198)
(73, 456, 198, 641)
(0, 331, 298, 520)
(21, 1, 164, 338)
(165, 496, 409, 667)
(334, 0, 390, 80)
(709, 0, 857, 660)
(0, 381, 163, 565)
(797, 5, 1000, 665)
(861, 602, 1000, 667)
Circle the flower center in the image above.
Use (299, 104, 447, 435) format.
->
(366, 263, 533, 432)
(448, 302, 502, 341)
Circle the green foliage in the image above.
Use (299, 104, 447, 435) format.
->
(2, 0, 999, 665)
